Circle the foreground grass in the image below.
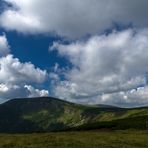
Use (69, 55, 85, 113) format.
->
(0, 130, 148, 148)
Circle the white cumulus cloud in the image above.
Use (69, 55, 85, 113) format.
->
(0, 35, 49, 102)
(0, 34, 10, 56)
(1, 0, 148, 38)
(24, 85, 49, 98)
(0, 54, 47, 85)
(50, 29, 148, 107)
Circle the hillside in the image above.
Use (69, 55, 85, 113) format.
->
(0, 97, 148, 133)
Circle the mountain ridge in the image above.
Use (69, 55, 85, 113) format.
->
(0, 97, 148, 133)
(2, 97, 120, 109)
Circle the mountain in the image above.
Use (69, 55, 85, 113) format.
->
(0, 97, 148, 133)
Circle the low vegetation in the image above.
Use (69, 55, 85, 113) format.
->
(0, 130, 147, 148)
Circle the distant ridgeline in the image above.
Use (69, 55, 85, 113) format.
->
(0, 97, 148, 133)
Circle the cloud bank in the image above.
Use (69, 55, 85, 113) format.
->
(50, 29, 148, 107)
(1, 0, 148, 38)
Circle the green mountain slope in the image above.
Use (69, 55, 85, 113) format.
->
(0, 97, 148, 133)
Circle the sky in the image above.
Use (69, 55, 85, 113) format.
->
(0, 0, 148, 107)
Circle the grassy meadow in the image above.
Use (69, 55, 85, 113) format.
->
(0, 130, 148, 148)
